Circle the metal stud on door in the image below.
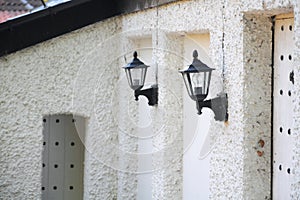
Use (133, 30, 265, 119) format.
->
(42, 115, 85, 200)
(273, 14, 295, 200)
(42, 117, 50, 199)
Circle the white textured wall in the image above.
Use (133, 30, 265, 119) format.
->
(1, 0, 300, 200)
(183, 34, 211, 200)
(243, 14, 273, 199)
(0, 18, 122, 199)
(292, 2, 300, 199)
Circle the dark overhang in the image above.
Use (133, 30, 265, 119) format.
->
(0, 0, 178, 57)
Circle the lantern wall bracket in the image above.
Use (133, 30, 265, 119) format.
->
(134, 84, 158, 106)
(196, 93, 228, 121)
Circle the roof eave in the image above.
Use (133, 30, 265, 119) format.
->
(0, 0, 179, 57)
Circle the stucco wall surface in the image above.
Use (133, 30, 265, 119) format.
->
(243, 13, 273, 200)
(0, 0, 300, 200)
(0, 17, 122, 199)
(292, 2, 300, 199)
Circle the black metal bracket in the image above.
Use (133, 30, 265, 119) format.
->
(196, 93, 228, 121)
(134, 84, 158, 106)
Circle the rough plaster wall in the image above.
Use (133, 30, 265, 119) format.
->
(70, 19, 122, 200)
(240, 2, 297, 200)
(243, 14, 273, 200)
(117, 38, 140, 200)
(118, 1, 300, 199)
(151, 33, 184, 200)
(121, 7, 185, 198)
(210, 0, 295, 199)
(292, 2, 300, 199)
(1, 0, 300, 200)
(209, 1, 246, 199)
(0, 18, 121, 199)
(211, 1, 296, 200)
(117, 12, 157, 200)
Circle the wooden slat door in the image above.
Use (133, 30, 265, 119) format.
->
(42, 115, 85, 200)
(273, 14, 295, 200)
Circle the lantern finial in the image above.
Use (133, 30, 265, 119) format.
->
(193, 50, 198, 59)
(133, 51, 138, 58)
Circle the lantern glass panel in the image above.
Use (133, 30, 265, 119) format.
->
(125, 67, 147, 90)
(183, 71, 212, 101)
(182, 73, 193, 99)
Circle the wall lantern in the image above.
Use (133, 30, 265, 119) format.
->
(123, 51, 158, 106)
(179, 50, 228, 121)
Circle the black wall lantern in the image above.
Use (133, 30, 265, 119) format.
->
(123, 51, 158, 106)
(179, 50, 228, 121)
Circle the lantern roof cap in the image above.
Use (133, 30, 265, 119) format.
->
(179, 50, 215, 73)
(123, 51, 149, 69)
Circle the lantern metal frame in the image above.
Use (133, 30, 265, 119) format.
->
(123, 51, 158, 106)
(179, 50, 228, 121)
